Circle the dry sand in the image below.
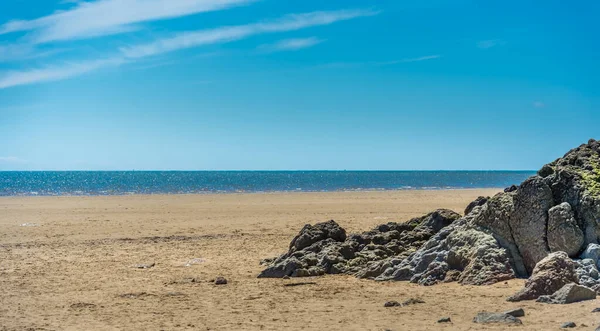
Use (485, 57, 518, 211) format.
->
(1, 189, 599, 330)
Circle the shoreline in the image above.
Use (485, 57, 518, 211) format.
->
(0, 187, 506, 199)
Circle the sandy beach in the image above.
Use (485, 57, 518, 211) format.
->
(1, 189, 599, 331)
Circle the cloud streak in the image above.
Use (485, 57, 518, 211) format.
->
(0, 8, 378, 89)
(374, 55, 441, 65)
(258, 37, 325, 52)
(0, 58, 125, 89)
(120, 9, 379, 58)
(477, 39, 505, 49)
(316, 55, 441, 69)
(0, 0, 255, 44)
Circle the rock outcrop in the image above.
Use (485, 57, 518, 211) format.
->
(259, 139, 600, 290)
(374, 139, 600, 285)
(374, 209, 515, 285)
(258, 210, 460, 278)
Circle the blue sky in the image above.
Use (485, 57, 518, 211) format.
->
(0, 0, 598, 170)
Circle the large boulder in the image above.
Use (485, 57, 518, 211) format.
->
(536, 283, 596, 304)
(508, 252, 578, 301)
(547, 202, 584, 257)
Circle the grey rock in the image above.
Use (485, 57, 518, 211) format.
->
(581, 244, 600, 265)
(574, 258, 600, 289)
(536, 283, 596, 304)
(538, 164, 555, 178)
(508, 252, 578, 301)
(288, 220, 347, 253)
(384, 301, 401, 307)
(132, 262, 155, 269)
(402, 298, 425, 306)
(259, 257, 276, 265)
(464, 196, 488, 216)
(376, 210, 515, 286)
(258, 139, 600, 291)
(437, 317, 451, 323)
(259, 210, 460, 279)
(592, 307, 600, 312)
(510, 177, 554, 274)
(214, 277, 227, 285)
(472, 312, 522, 325)
(547, 203, 584, 257)
(504, 308, 525, 317)
(561, 322, 576, 328)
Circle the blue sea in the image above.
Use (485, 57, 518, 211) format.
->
(0, 171, 536, 196)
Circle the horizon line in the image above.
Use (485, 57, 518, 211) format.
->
(0, 169, 538, 172)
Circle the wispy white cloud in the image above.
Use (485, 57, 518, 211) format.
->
(316, 55, 441, 69)
(374, 55, 441, 65)
(258, 37, 325, 53)
(0, 0, 256, 44)
(533, 101, 545, 108)
(0, 8, 378, 89)
(0, 156, 27, 163)
(0, 43, 71, 62)
(120, 9, 379, 58)
(0, 44, 34, 61)
(0, 57, 125, 89)
(477, 39, 505, 49)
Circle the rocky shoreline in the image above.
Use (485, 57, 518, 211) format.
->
(260, 139, 600, 323)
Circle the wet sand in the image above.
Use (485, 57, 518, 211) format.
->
(1, 190, 599, 330)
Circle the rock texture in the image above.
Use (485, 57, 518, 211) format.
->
(258, 210, 461, 278)
(504, 308, 525, 317)
(536, 283, 596, 304)
(464, 196, 489, 215)
(374, 139, 600, 285)
(472, 312, 522, 325)
(547, 203, 584, 257)
(508, 252, 578, 302)
(259, 139, 600, 289)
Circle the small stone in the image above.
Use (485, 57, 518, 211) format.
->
(561, 322, 576, 328)
(384, 301, 401, 307)
(504, 308, 525, 317)
(592, 307, 600, 312)
(437, 317, 451, 323)
(132, 262, 155, 269)
(402, 298, 425, 306)
(473, 312, 522, 324)
(214, 277, 227, 285)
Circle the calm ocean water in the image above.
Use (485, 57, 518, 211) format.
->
(0, 171, 536, 196)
